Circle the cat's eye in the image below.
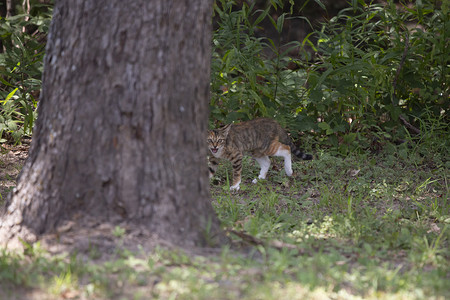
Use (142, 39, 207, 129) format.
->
(207, 139, 213, 143)
(219, 139, 225, 143)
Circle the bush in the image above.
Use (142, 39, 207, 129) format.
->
(211, 0, 312, 132)
(310, 0, 448, 145)
(211, 0, 448, 154)
(0, 6, 51, 144)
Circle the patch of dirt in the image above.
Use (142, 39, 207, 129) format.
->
(39, 215, 172, 260)
(0, 141, 30, 203)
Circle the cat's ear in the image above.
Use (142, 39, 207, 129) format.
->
(220, 124, 232, 136)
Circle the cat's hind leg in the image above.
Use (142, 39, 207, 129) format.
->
(252, 156, 271, 183)
(271, 142, 293, 177)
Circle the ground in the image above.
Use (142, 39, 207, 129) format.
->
(0, 142, 449, 300)
(0, 141, 29, 202)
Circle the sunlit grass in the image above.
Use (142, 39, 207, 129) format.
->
(0, 146, 449, 299)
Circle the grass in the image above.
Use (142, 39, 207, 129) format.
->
(0, 140, 449, 299)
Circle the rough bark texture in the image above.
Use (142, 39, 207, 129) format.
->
(0, 0, 222, 249)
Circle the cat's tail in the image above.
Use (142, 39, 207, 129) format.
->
(287, 140, 313, 160)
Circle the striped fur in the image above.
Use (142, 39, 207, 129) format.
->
(208, 118, 312, 191)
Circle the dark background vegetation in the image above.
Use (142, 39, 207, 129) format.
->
(211, 0, 448, 156)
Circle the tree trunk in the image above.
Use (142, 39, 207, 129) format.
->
(0, 0, 223, 249)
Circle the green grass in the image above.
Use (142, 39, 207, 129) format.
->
(0, 144, 449, 299)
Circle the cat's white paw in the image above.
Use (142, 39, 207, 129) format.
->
(230, 184, 240, 191)
(286, 169, 293, 177)
(230, 180, 241, 191)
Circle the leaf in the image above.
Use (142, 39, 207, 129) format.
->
(313, 67, 334, 90)
(294, 114, 317, 131)
(276, 13, 285, 33)
(267, 15, 278, 32)
(309, 88, 323, 104)
(302, 32, 318, 52)
(343, 133, 357, 144)
(318, 122, 334, 135)
(349, 169, 360, 177)
(1, 87, 18, 105)
(416, 0, 423, 22)
(279, 41, 302, 57)
(318, 122, 331, 132)
(0, 76, 14, 87)
(4, 14, 29, 21)
(313, 0, 326, 10)
(6, 119, 18, 131)
(253, 7, 270, 27)
(222, 49, 235, 73)
(248, 90, 267, 116)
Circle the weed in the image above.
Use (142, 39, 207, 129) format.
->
(112, 226, 126, 238)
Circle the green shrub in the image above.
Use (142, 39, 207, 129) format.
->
(211, 0, 448, 154)
(211, 0, 310, 133)
(311, 0, 448, 135)
(0, 7, 51, 143)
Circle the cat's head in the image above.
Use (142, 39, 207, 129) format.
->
(207, 124, 231, 157)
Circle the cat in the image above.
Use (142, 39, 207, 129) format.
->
(208, 118, 312, 191)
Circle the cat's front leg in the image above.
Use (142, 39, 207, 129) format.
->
(230, 180, 241, 191)
(230, 153, 243, 191)
(208, 156, 220, 178)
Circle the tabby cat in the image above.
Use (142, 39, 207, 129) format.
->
(208, 118, 312, 191)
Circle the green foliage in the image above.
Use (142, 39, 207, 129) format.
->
(211, 0, 310, 131)
(211, 0, 448, 154)
(0, 7, 51, 144)
(311, 0, 448, 132)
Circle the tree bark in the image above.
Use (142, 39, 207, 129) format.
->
(0, 0, 223, 249)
